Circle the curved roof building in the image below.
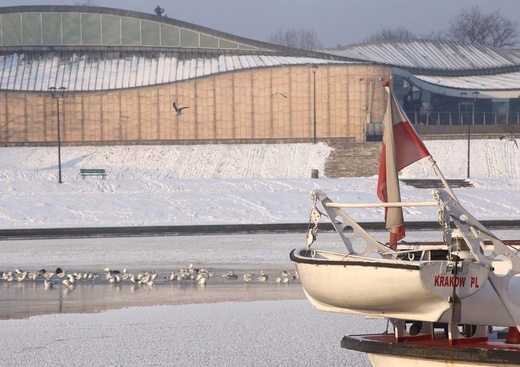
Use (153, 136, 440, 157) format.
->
(0, 6, 518, 147)
(0, 5, 348, 92)
(323, 40, 520, 98)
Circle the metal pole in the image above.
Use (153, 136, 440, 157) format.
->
(57, 97, 62, 184)
(312, 65, 318, 144)
(469, 91, 479, 179)
(467, 107, 470, 179)
(49, 86, 66, 184)
(460, 92, 469, 179)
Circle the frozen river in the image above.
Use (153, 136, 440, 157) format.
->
(2, 230, 519, 318)
(1, 230, 519, 366)
(0, 232, 313, 320)
(0, 232, 387, 366)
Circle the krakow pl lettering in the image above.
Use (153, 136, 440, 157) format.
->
(433, 275, 481, 288)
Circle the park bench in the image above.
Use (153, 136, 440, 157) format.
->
(80, 168, 106, 179)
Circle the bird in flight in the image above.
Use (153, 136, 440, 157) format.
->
(172, 102, 189, 115)
(271, 92, 288, 98)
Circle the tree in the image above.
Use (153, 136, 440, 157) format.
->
(268, 29, 323, 50)
(362, 26, 417, 43)
(154, 6, 165, 16)
(419, 30, 447, 41)
(448, 6, 518, 47)
(74, 0, 97, 5)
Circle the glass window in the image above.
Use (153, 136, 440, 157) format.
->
(219, 39, 238, 49)
(121, 17, 140, 46)
(82, 13, 101, 45)
(141, 20, 160, 46)
(3, 14, 22, 46)
(180, 28, 198, 47)
(22, 13, 41, 45)
(160, 24, 179, 47)
(102, 15, 120, 45)
(239, 43, 256, 50)
(200, 34, 218, 48)
(62, 13, 81, 45)
(42, 12, 62, 45)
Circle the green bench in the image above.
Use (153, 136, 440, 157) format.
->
(80, 168, 106, 179)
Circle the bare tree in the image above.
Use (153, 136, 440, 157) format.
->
(268, 29, 323, 50)
(363, 26, 417, 43)
(421, 30, 447, 41)
(448, 6, 518, 47)
(269, 29, 297, 48)
(74, 0, 97, 5)
(299, 29, 323, 50)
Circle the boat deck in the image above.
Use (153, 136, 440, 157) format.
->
(342, 333, 520, 364)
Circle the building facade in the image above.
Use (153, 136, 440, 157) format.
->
(0, 6, 519, 146)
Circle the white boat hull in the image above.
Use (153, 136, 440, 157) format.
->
(291, 248, 518, 327)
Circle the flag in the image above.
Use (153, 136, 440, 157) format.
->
(377, 82, 430, 248)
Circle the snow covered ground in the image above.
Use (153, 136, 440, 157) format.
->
(0, 139, 519, 229)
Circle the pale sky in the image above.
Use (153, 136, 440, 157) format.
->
(2, 0, 520, 47)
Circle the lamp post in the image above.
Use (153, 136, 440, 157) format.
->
(469, 91, 479, 179)
(49, 86, 66, 184)
(460, 92, 468, 178)
(311, 65, 318, 144)
(460, 91, 479, 179)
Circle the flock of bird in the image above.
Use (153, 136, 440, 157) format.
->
(1, 264, 299, 289)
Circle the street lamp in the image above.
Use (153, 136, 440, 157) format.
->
(469, 91, 479, 179)
(49, 86, 66, 184)
(311, 65, 318, 144)
(460, 91, 479, 179)
(460, 92, 468, 178)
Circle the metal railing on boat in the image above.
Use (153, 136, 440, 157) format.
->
(325, 201, 438, 208)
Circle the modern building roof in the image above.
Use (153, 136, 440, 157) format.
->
(0, 5, 355, 92)
(320, 39, 520, 98)
(415, 71, 520, 92)
(2, 6, 520, 97)
(0, 51, 348, 92)
(322, 40, 520, 76)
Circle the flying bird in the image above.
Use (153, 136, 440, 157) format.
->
(271, 92, 288, 98)
(172, 102, 189, 115)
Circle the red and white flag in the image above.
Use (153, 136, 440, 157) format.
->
(377, 82, 430, 248)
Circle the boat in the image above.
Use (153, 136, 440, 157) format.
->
(290, 82, 520, 366)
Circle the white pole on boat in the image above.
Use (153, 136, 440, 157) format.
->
(427, 156, 459, 201)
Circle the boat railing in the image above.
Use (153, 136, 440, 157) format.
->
(308, 190, 443, 259)
(325, 201, 438, 208)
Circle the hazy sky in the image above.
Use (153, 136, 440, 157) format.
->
(2, 0, 520, 47)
